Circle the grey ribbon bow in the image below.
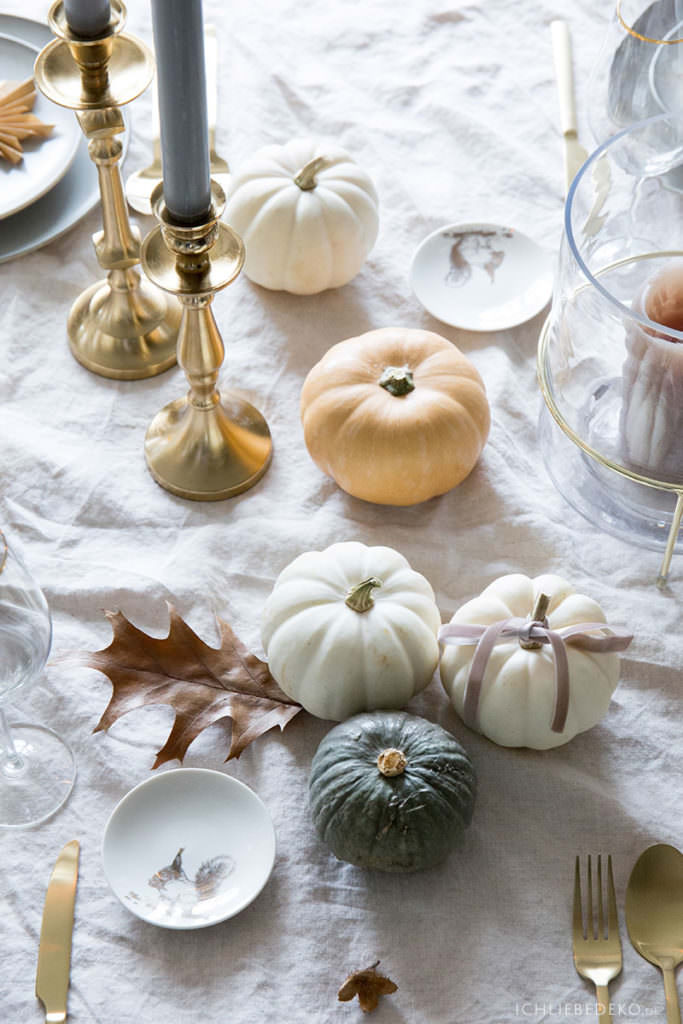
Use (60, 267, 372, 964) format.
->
(439, 616, 633, 734)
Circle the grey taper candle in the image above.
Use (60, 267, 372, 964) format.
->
(150, 0, 212, 225)
(63, 0, 111, 37)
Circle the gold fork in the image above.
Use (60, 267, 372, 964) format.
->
(573, 855, 623, 1024)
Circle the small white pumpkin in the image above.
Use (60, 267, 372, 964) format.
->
(261, 541, 440, 720)
(439, 573, 628, 749)
(225, 137, 379, 295)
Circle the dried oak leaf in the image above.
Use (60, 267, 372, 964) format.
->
(338, 961, 398, 1014)
(63, 605, 302, 766)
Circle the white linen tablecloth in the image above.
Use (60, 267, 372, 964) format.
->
(2, 1, 681, 1022)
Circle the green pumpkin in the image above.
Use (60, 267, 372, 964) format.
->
(309, 711, 476, 873)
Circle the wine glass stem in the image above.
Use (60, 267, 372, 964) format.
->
(0, 707, 25, 777)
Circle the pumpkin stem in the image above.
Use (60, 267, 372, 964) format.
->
(345, 577, 383, 613)
(519, 592, 551, 651)
(377, 748, 407, 777)
(293, 155, 333, 191)
(378, 365, 416, 397)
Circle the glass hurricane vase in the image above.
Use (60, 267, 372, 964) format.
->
(588, 0, 683, 178)
(538, 113, 683, 585)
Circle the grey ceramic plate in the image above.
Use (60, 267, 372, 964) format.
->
(0, 14, 129, 264)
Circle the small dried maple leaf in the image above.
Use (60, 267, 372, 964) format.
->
(61, 605, 301, 766)
(338, 961, 398, 1014)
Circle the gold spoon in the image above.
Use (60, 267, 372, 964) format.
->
(626, 844, 683, 1024)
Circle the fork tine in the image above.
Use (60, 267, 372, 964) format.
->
(607, 854, 618, 934)
(573, 856, 584, 938)
(597, 854, 605, 938)
(586, 854, 594, 938)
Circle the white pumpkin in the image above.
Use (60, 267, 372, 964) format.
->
(439, 574, 625, 749)
(261, 541, 440, 720)
(225, 138, 379, 295)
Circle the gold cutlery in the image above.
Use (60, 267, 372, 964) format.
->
(551, 20, 588, 196)
(573, 855, 622, 1024)
(36, 840, 80, 1024)
(125, 24, 230, 215)
(626, 844, 683, 1024)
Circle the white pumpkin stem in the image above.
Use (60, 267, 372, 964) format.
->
(293, 155, 333, 191)
(519, 592, 551, 650)
(378, 365, 416, 397)
(345, 577, 383, 613)
(377, 748, 407, 777)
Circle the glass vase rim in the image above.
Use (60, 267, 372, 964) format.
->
(616, 0, 683, 45)
(565, 113, 683, 344)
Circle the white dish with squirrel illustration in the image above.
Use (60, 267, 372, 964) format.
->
(410, 222, 553, 331)
(102, 769, 276, 929)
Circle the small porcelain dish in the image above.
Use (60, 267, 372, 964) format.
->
(102, 769, 276, 930)
(410, 222, 553, 331)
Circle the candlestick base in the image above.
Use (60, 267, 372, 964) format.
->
(145, 392, 272, 501)
(68, 269, 181, 380)
(140, 182, 272, 502)
(35, 1, 181, 381)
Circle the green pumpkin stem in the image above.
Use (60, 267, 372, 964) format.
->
(377, 748, 407, 777)
(378, 365, 415, 397)
(519, 592, 551, 651)
(345, 577, 383, 613)
(293, 155, 332, 191)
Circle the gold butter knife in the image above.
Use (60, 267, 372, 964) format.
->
(36, 840, 80, 1024)
(551, 20, 588, 196)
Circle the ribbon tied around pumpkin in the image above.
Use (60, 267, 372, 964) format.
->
(438, 596, 633, 734)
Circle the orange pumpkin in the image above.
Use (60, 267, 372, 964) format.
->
(300, 327, 490, 505)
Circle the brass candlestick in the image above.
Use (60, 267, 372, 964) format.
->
(34, 0, 180, 380)
(140, 182, 272, 500)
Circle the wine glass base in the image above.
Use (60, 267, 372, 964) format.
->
(0, 723, 76, 829)
(538, 402, 683, 555)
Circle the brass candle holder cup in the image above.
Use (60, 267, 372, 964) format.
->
(34, 0, 180, 380)
(140, 182, 272, 501)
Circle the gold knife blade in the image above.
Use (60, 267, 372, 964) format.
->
(551, 20, 588, 196)
(35, 840, 80, 1024)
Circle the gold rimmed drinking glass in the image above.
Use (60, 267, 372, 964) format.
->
(588, 0, 683, 172)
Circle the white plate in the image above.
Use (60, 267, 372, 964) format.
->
(0, 14, 128, 264)
(102, 769, 276, 930)
(0, 34, 80, 219)
(410, 222, 553, 332)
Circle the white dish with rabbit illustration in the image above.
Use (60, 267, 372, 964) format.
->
(102, 769, 276, 929)
(410, 222, 553, 331)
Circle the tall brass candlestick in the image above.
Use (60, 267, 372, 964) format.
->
(140, 182, 272, 500)
(34, 0, 180, 380)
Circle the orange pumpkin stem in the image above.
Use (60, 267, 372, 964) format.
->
(378, 365, 415, 396)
